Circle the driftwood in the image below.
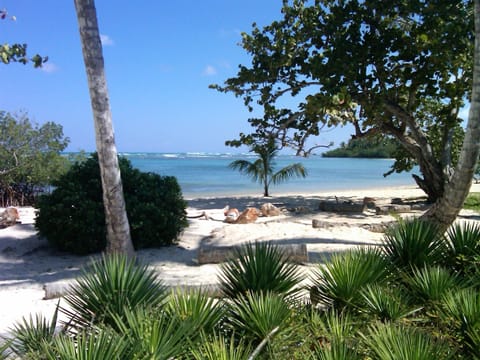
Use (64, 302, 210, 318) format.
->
(319, 201, 365, 213)
(197, 244, 308, 265)
(375, 204, 413, 215)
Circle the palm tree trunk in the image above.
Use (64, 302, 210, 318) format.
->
(421, 0, 480, 231)
(74, 0, 135, 256)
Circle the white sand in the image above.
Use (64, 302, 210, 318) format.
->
(0, 184, 478, 336)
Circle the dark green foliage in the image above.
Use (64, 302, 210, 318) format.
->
(61, 253, 168, 331)
(322, 136, 399, 159)
(311, 248, 391, 310)
(382, 219, 448, 271)
(361, 323, 452, 360)
(43, 329, 129, 360)
(0, 111, 70, 207)
(227, 290, 291, 346)
(463, 192, 480, 211)
(218, 242, 303, 301)
(35, 153, 188, 254)
(6, 304, 58, 358)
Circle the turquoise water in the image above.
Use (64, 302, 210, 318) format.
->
(121, 152, 418, 198)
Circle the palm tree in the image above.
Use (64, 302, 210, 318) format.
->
(74, 0, 134, 256)
(229, 140, 307, 197)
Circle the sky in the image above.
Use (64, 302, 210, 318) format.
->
(1, 0, 356, 154)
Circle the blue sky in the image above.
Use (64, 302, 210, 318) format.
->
(3, 1, 468, 154)
(1, 0, 355, 153)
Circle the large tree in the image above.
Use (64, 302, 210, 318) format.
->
(422, 0, 480, 229)
(74, 0, 134, 256)
(212, 0, 474, 204)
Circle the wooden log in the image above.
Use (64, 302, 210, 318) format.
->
(375, 204, 412, 215)
(318, 201, 365, 213)
(197, 244, 308, 265)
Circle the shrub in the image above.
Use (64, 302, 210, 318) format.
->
(35, 153, 188, 254)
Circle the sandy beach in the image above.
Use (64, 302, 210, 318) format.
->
(0, 184, 478, 337)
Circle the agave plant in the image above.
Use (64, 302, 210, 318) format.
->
(6, 303, 59, 358)
(382, 219, 448, 271)
(359, 284, 420, 323)
(311, 247, 391, 310)
(361, 322, 452, 360)
(404, 265, 464, 305)
(61, 253, 168, 331)
(218, 242, 303, 301)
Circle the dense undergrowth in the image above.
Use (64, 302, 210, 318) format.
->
(1, 218, 479, 359)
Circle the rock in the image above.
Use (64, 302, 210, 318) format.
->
(363, 196, 376, 209)
(234, 207, 260, 224)
(319, 201, 365, 213)
(260, 203, 281, 217)
(198, 244, 308, 264)
(0, 207, 20, 228)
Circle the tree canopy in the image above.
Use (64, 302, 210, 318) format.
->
(0, 111, 70, 206)
(212, 0, 473, 202)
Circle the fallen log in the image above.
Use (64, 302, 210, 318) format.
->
(375, 204, 412, 215)
(319, 201, 365, 213)
(197, 243, 308, 265)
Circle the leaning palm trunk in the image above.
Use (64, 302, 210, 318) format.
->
(422, 0, 480, 232)
(74, 0, 134, 256)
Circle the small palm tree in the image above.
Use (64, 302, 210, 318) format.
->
(229, 140, 307, 197)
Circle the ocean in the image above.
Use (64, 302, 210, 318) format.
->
(121, 152, 418, 199)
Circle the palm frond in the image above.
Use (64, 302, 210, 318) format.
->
(271, 163, 307, 185)
(191, 333, 252, 360)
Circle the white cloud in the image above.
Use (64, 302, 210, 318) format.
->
(40, 62, 58, 73)
(100, 34, 114, 46)
(202, 65, 217, 76)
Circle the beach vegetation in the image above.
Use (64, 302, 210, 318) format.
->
(0, 111, 70, 207)
(212, 0, 480, 232)
(4, 218, 480, 358)
(464, 192, 480, 212)
(218, 241, 304, 301)
(35, 153, 188, 255)
(60, 253, 168, 332)
(322, 136, 399, 159)
(228, 139, 307, 197)
(1, 9, 48, 68)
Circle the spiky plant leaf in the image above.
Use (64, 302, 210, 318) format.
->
(7, 301, 59, 358)
(165, 288, 226, 337)
(382, 219, 447, 271)
(445, 222, 480, 274)
(311, 247, 391, 310)
(359, 284, 421, 322)
(313, 340, 362, 360)
(405, 266, 464, 304)
(361, 322, 452, 360)
(191, 334, 252, 360)
(218, 242, 303, 301)
(61, 253, 168, 332)
(43, 329, 129, 360)
(227, 290, 292, 346)
(112, 306, 192, 360)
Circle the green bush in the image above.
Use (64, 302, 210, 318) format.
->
(35, 153, 188, 254)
